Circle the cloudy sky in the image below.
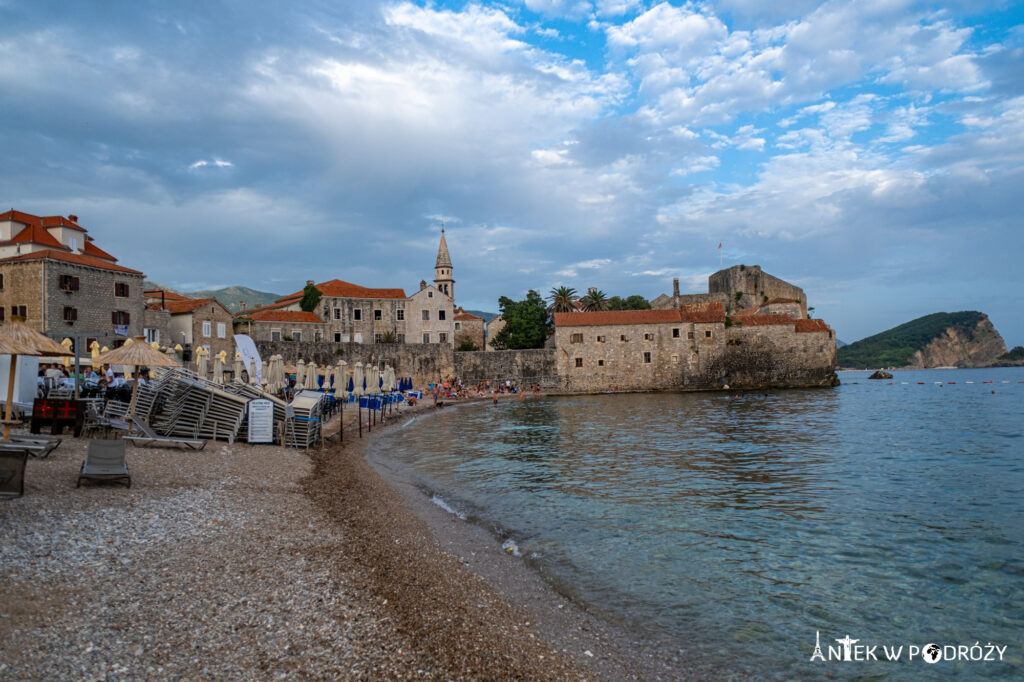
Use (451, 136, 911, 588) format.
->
(2, 1, 1022, 344)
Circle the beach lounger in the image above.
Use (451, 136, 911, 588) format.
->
(77, 439, 131, 488)
(0, 440, 52, 459)
(3, 434, 61, 458)
(123, 416, 207, 450)
(0, 448, 30, 498)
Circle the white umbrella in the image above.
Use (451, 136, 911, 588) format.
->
(248, 357, 259, 385)
(212, 351, 225, 384)
(233, 353, 244, 383)
(196, 347, 209, 380)
(271, 355, 284, 393)
(383, 364, 396, 393)
(260, 359, 269, 387)
(296, 359, 307, 390)
(366, 364, 381, 396)
(351, 361, 364, 398)
(306, 361, 319, 391)
(335, 360, 348, 399)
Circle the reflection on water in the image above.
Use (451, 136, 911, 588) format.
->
(372, 368, 1024, 679)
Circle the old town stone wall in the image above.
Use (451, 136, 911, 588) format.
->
(453, 349, 561, 390)
(254, 340, 454, 388)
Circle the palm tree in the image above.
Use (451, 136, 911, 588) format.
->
(580, 287, 609, 312)
(548, 286, 579, 313)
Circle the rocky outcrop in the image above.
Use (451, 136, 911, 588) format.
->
(907, 315, 1007, 368)
(869, 370, 893, 379)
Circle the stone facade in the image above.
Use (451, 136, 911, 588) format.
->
(453, 307, 485, 349)
(165, 298, 235, 360)
(454, 348, 560, 390)
(652, 266, 807, 317)
(407, 283, 455, 345)
(0, 210, 146, 353)
(485, 315, 506, 349)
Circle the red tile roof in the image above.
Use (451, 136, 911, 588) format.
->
(40, 215, 86, 231)
(0, 249, 143, 274)
(555, 302, 726, 327)
(276, 278, 407, 303)
(678, 301, 726, 323)
(0, 210, 86, 232)
(794, 318, 831, 333)
(162, 297, 223, 315)
(144, 289, 189, 302)
(247, 310, 322, 323)
(454, 307, 482, 321)
(82, 240, 117, 261)
(8, 222, 67, 249)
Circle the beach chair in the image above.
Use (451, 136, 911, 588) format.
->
(3, 434, 61, 458)
(0, 447, 30, 498)
(77, 439, 131, 488)
(123, 416, 207, 450)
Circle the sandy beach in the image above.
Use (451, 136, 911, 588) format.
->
(0, 395, 657, 680)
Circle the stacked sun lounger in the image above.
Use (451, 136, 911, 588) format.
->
(222, 383, 289, 443)
(283, 392, 327, 448)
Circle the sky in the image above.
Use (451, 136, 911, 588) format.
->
(2, 0, 1022, 345)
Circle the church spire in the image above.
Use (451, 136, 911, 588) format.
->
(434, 226, 454, 301)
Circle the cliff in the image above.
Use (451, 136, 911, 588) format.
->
(838, 311, 1007, 369)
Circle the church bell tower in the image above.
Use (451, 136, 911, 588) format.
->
(434, 227, 454, 301)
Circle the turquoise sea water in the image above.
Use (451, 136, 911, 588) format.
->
(371, 368, 1024, 678)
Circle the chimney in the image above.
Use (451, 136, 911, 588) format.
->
(68, 214, 78, 223)
(239, 301, 246, 311)
(305, 280, 314, 287)
(672, 278, 680, 307)
(420, 279, 427, 290)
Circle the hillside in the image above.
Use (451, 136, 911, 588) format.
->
(184, 286, 281, 313)
(838, 311, 1007, 369)
(466, 309, 498, 323)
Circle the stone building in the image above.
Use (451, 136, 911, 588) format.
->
(0, 209, 145, 351)
(236, 230, 455, 345)
(652, 265, 808, 317)
(453, 307, 485, 349)
(486, 314, 505, 350)
(144, 290, 235, 359)
(238, 309, 325, 344)
(555, 299, 836, 393)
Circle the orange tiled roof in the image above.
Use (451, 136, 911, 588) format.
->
(144, 289, 190, 302)
(0, 249, 143, 275)
(277, 278, 407, 303)
(82, 240, 117, 261)
(40, 215, 86, 231)
(0, 209, 40, 226)
(162, 297, 222, 315)
(555, 309, 687, 327)
(678, 301, 725, 323)
(1, 210, 86, 232)
(454, 307, 482, 321)
(794, 318, 831, 333)
(247, 310, 322, 323)
(8, 222, 67, 249)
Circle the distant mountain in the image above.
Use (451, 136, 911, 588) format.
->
(837, 311, 1007, 369)
(185, 286, 281, 313)
(466, 309, 498, 323)
(836, 339, 848, 349)
(142, 281, 281, 313)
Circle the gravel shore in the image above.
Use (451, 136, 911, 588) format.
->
(0, 398, 596, 680)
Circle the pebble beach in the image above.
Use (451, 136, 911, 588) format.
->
(0, 398, 610, 680)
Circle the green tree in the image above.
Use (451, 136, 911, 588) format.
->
(299, 283, 322, 312)
(547, 285, 579, 313)
(608, 295, 651, 311)
(379, 330, 397, 343)
(490, 290, 551, 350)
(457, 339, 479, 351)
(580, 288, 610, 312)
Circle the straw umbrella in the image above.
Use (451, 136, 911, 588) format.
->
(89, 340, 101, 367)
(93, 336, 181, 424)
(0, 334, 47, 443)
(212, 351, 225, 384)
(60, 338, 74, 370)
(0, 320, 74, 442)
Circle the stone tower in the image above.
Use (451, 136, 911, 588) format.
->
(434, 227, 454, 301)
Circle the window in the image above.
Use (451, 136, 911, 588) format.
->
(672, 328, 680, 338)
(70, 237, 78, 251)
(293, 331, 302, 342)
(114, 282, 130, 297)
(422, 310, 430, 321)
(11, 305, 26, 319)
(454, 322, 461, 330)
(439, 332, 448, 343)
(334, 333, 341, 343)
(314, 331, 322, 342)
(202, 321, 212, 337)
(342, 334, 351, 342)
(374, 309, 382, 320)
(0, 308, 4, 322)
(671, 354, 679, 362)
(597, 359, 604, 366)
(705, 330, 712, 339)
(62, 306, 77, 322)
(575, 358, 583, 368)
(423, 333, 430, 343)
(438, 310, 446, 321)
(354, 309, 362, 321)
(596, 335, 605, 343)
(644, 333, 653, 341)
(397, 333, 405, 343)
(353, 333, 362, 343)
(111, 310, 130, 325)
(334, 308, 341, 320)
(428, 291, 433, 298)
(570, 333, 583, 344)
(687, 331, 695, 340)
(59, 275, 80, 291)
(271, 330, 281, 342)
(145, 328, 160, 344)
(374, 333, 383, 343)
(396, 309, 404, 321)
(643, 351, 652, 363)
(0, 273, 4, 289)
(217, 322, 226, 338)
(620, 334, 627, 342)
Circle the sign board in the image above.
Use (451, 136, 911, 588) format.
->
(31, 398, 84, 436)
(247, 399, 275, 444)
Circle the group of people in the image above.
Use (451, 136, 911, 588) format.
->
(426, 377, 543, 406)
(38, 362, 151, 394)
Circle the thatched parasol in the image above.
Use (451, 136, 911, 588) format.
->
(94, 336, 181, 421)
(0, 319, 74, 442)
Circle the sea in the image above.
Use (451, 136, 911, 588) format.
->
(369, 368, 1024, 679)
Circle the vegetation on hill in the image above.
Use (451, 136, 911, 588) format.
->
(189, 286, 282, 313)
(997, 346, 1024, 362)
(837, 311, 986, 368)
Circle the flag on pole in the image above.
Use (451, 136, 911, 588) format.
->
(717, 242, 722, 249)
